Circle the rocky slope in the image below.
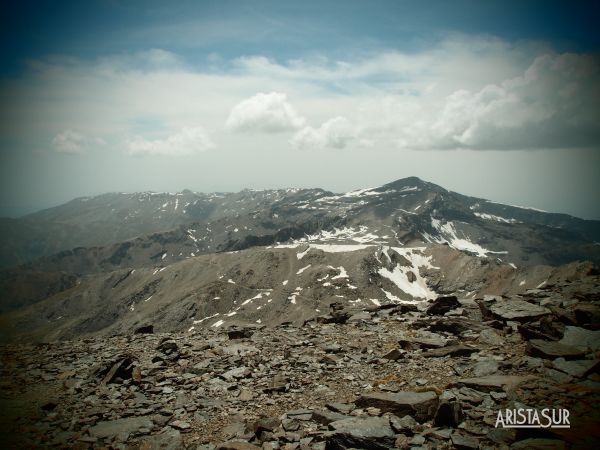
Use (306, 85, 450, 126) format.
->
(1, 273, 599, 449)
(2, 177, 600, 317)
(1, 241, 595, 343)
(0, 188, 330, 269)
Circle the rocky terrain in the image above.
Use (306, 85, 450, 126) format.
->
(0, 242, 594, 343)
(1, 176, 599, 449)
(1, 273, 600, 449)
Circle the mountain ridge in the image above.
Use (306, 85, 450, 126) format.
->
(1, 176, 599, 339)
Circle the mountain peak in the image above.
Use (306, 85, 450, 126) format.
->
(381, 176, 444, 192)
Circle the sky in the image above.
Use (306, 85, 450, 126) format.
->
(1, 0, 599, 219)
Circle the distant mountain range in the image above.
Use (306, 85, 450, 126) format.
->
(0, 176, 598, 341)
(2, 176, 598, 271)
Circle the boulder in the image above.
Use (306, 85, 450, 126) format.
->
(355, 391, 438, 421)
(348, 311, 371, 322)
(427, 296, 461, 315)
(382, 348, 405, 360)
(489, 299, 550, 322)
(389, 414, 418, 434)
(573, 303, 600, 330)
(434, 400, 463, 427)
(134, 324, 154, 334)
(327, 416, 395, 450)
(89, 416, 154, 439)
(473, 358, 499, 377)
(451, 433, 480, 449)
(527, 339, 586, 359)
(227, 327, 254, 340)
(264, 373, 288, 393)
(312, 410, 351, 425)
(97, 356, 135, 384)
(140, 428, 182, 450)
(478, 329, 505, 346)
(559, 326, 600, 352)
(552, 358, 600, 378)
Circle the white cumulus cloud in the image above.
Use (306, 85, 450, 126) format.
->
(52, 130, 104, 154)
(128, 127, 215, 156)
(226, 92, 305, 133)
(291, 116, 356, 150)
(420, 53, 600, 150)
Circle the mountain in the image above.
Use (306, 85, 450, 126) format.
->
(2, 177, 598, 272)
(2, 177, 600, 450)
(0, 176, 599, 337)
(0, 188, 334, 269)
(1, 241, 595, 342)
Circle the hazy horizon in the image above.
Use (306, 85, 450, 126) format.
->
(1, 1, 599, 219)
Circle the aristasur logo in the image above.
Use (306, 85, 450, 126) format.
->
(495, 408, 570, 429)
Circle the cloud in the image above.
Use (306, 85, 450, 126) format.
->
(291, 116, 356, 149)
(51, 130, 104, 154)
(225, 92, 305, 133)
(127, 127, 215, 156)
(422, 53, 600, 150)
(7, 38, 600, 161)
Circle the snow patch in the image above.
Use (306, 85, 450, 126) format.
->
(296, 264, 311, 275)
(297, 247, 310, 259)
(381, 289, 419, 304)
(424, 218, 507, 258)
(486, 200, 547, 213)
(275, 243, 372, 253)
(376, 247, 438, 300)
(474, 212, 518, 223)
(242, 293, 263, 306)
(331, 267, 348, 279)
(194, 313, 219, 324)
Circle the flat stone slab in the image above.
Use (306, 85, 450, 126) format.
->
(216, 441, 261, 450)
(478, 329, 505, 346)
(552, 357, 600, 378)
(527, 339, 587, 359)
(451, 432, 479, 449)
(490, 299, 550, 321)
(399, 335, 447, 349)
(327, 416, 395, 450)
(423, 345, 478, 358)
(89, 416, 154, 439)
(455, 375, 535, 392)
(559, 326, 600, 352)
(312, 410, 351, 425)
(355, 391, 438, 421)
(510, 438, 566, 449)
